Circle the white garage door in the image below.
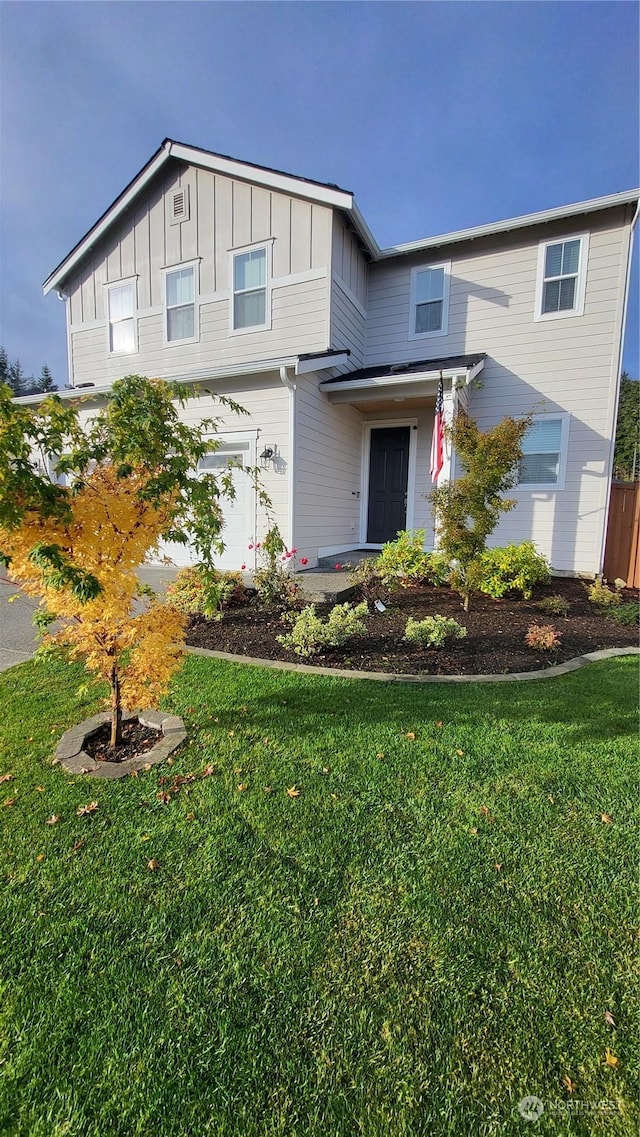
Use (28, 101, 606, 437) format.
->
(157, 439, 254, 571)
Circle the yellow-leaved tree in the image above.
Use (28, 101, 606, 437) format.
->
(0, 375, 253, 749)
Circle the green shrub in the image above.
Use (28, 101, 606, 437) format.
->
(587, 579, 622, 607)
(403, 614, 467, 649)
(536, 594, 570, 617)
(470, 542, 551, 599)
(277, 601, 368, 658)
(608, 601, 640, 627)
(376, 530, 450, 590)
(525, 623, 561, 651)
(165, 565, 246, 620)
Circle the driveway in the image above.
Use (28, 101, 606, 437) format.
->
(0, 567, 179, 673)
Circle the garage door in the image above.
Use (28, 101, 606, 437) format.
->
(157, 439, 254, 571)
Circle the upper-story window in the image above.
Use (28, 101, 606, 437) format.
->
(409, 262, 451, 339)
(107, 279, 137, 354)
(518, 414, 569, 489)
(164, 261, 199, 345)
(232, 244, 271, 332)
(535, 234, 589, 321)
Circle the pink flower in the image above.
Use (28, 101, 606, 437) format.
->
(281, 554, 288, 561)
(335, 563, 342, 570)
(291, 548, 298, 554)
(241, 563, 246, 570)
(299, 557, 308, 566)
(248, 543, 254, 550)
(256, 543, 261, 549)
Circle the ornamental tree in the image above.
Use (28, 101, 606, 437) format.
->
(430, 409, 532, 611)
(0, 375, 252, 748)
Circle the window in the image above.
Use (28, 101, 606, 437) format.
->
(107, 280, 137, 354)
(518, 415, 568, 488)
(164, 263, 198, 344)
(409, 262, 450, 338)
(535, 234, 588, 320)
(232, 245, 270, 331)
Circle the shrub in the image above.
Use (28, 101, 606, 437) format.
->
(587, 579, 622, 607)
(469, 542, 551, 600)
(277, 601, 368, 657)
(536, 594, 570, 617)
(165, 565, 246, 619)
(252, 525, 301, 607)
(375, 530, 450, 590)
(525, 623, 561, 651)
(403, 614, 467, 649)
(608, 601, 640, 627)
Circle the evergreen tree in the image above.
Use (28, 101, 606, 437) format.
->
(36, 365, 55, 393)
(613, 372, 639, 481)
(8, 360, 27, 397)
(0, 347, 9, 388)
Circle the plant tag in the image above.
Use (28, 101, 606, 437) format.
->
(375, 600, 386, 612)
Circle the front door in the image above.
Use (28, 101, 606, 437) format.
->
(366, 426, 410, 543)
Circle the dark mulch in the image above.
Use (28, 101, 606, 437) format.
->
(186, 578, 639, 675)
(85, 719, 161, 763)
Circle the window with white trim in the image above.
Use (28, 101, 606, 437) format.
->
(518, 415, 568, 488)
(232, 245, 270, 331)
(535, 234, 588, 320)
(164, 263, 198, 344)
(107, 280, 137, 354)
(409, 262, 450, 338)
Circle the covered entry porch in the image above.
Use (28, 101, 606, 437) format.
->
(318, 353, 485, 551)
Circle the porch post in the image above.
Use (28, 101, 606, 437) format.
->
(436, 384, 457, 489)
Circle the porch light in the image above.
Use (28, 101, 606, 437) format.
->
(259, 446, 275, 465)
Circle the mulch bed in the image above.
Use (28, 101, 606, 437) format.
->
(186, 578, 639, 676)
(84, 719, 161, 763)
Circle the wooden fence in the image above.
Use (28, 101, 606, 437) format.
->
(603, 481, 640, 588)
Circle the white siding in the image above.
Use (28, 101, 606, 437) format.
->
(364, 207, 635, 574)
(65, 163, 333, 387)
(293, 373, 364, 562)
(329, 215, 368, 369)
(72, 377, 290, 572)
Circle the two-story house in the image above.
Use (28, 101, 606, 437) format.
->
(41, 139, 638, 576)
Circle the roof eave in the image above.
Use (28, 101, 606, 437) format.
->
(375, 189, 640, 261)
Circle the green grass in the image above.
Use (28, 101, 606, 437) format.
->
(0, 654, 638, 1137)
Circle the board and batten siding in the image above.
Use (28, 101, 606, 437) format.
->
(65, 162, 332, 387)
(329, 215, 368, 369)
(364, 206, 635, 574)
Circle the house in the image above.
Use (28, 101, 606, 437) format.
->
(40, 139, 638, 576)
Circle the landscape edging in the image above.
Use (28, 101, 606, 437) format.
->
(185, 645, 639, 684)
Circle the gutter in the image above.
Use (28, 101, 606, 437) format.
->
(319, 358, 485, 394)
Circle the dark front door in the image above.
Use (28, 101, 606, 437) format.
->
(366, 426, 410, 543)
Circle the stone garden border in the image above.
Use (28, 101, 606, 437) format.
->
(56, 710, 187, 779)
(186, 645, 639, 683)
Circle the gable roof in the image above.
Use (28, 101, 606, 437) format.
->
(43, 137, 640, 296)
(43, 139, 359, 296)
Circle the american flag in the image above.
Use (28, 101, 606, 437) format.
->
(430, 373, 444, 482)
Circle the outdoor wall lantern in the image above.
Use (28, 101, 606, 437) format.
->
(259, 445, 275, 466)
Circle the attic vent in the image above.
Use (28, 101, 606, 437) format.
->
(170, 185, 190, 225)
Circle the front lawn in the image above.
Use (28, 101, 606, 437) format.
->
(0, 654, 638, 1136)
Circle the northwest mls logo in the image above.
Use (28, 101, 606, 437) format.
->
(518, 1096, 545, 1121)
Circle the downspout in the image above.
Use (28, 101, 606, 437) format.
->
(597, 202, 639, 577)
(56, 288, 72, 389)
(280, 365, 296, 550)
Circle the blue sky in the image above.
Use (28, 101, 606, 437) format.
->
(0, 0, 638, 384)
